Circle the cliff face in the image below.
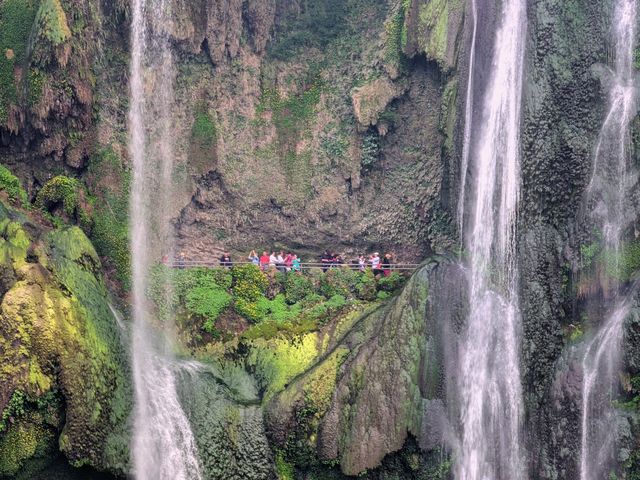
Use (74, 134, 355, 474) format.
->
(0, 0, 640, 479)
(1, 0, 466, 268)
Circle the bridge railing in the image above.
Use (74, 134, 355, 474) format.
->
(166, 260, 422, 272)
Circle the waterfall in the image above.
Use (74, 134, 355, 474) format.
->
(129, 0, 203, 478)
(579, 1, 638, 478)
(457, 0, 477, 235)
(455, 0, 527, 478)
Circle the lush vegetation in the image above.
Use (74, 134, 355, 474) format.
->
(267, 0, 350, 60)
(148, 263, 406, 339)
(0, 165, 28, 205)
(0, 0, 39, 123)
(86, 148, 131, 288)
(35, 175, 91, 228)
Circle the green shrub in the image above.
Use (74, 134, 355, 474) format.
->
(0, 390, 26, 433)
(319, 268, 358, 299)
(232, 264, 268, 298)
(35, 176, 89, 226)
(0, 165, 28, 205)
(258, 294, 301, 323)
(284, 274, 314, 304)
(235, 297, 264, 323)
(306, 294, 347, 325)
(177, 267, 232, 293)
(185, 286, 232, 334)
(267, 0, 349, 59)
(377, 291, 390, 300)
(232, 264, 269, 323)
(355, 270, 377, 301)
(377, 272, 406, 292)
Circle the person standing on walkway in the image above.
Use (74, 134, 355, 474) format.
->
(292, 255, 301, 273)
(248, 250, 260, 266)
(219, 251, 233, 268)
(382, 253, 392, 276)
(358, 255, 366, 272)
(371, 252, 382, 276)
(260, 251, 270, 270)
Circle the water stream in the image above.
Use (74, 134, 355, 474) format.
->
(129, 0, 203, 478)
(579, 1, 638, 478)
(456, 0, 527, 478)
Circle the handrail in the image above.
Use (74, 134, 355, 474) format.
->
(164, 260, 421, 271)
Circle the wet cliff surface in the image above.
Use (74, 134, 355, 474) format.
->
(0, 0, 639, 479)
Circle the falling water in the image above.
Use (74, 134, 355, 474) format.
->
(129, 0, 202, 478)
(579, 1, 638, 478)
(457, 0, 477, 234)
(455, 0, 527, 478)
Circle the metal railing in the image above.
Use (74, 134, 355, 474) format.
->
(166, 260, 421, 272)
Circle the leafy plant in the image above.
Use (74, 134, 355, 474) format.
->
(232, 264, 269, 323)
(0, 164, 28, 205)
(0, 391, 26, 433)
(186, 286, 232, 334)
(377, 272, 405, 292)
(361, 130, 381, 170)
(35, 175, 90, 226)
(284, 273, 314, 304)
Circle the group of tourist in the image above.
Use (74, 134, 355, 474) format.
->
(245, 250, 302, 272)
(216, 249, 396, 276)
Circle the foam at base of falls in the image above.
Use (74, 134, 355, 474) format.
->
(132, 330, 203, 480)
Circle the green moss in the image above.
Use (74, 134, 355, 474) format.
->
(0, 164, 28, 205)
(260, 84, 321, 173)
(249, 333, 320, 400)
(192, 109, 217, 147)
(267, 0, 349, 60)
(36, 0, 70, 45)
(602, 240, 640, 282)
(0, 218, 30, 269)
(276, 451, 295, 480)
(86, 148, 131, 288)
(0, 420, 51, 476)
(440, 79, 458, 156)
(0, 0, 39, 123)
(416, 0, 463, 70)
(383, 3, 408, 76)
(232, 264, 269, 323)
(27, 68, 44, 106)
(36, 176, 90, 228)
(43, 227, 130, 469)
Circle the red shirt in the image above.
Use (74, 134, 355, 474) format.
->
(259, 255, 270, 265)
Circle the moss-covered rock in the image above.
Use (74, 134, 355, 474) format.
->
(351, 77, 404, 129)
(0, 201, 131, 476)
(264, 259, 453, 476)
(403, 0, 465, 72)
